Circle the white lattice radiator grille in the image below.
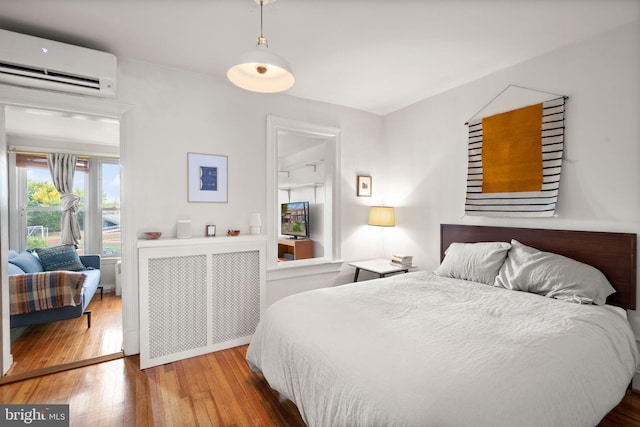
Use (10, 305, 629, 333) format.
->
(211, 251, 261, 343)
(148, 255, 208, 359)
(139, 239, 266, 369)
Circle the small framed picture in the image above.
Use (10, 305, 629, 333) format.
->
(357, 175, 372, 197)
(188, 152, 228, 203)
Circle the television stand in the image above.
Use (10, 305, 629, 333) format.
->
(278, 238, 313, 261)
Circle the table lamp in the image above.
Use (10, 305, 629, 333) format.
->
(368, 206, 395, 258)
(250, 213, 262, 235)
(368, 206, 395, 227)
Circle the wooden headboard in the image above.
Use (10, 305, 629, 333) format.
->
(441, 224, 637, 310)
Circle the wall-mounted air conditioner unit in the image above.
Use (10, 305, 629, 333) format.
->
(0, 29, 116, 97)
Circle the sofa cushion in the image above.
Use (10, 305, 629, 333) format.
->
(35, 245, 86, 272)
(8, 250, 44, 273)
(79, 269, 102, 311)
(8, 263, 26, 275)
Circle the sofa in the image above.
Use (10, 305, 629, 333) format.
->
(8, 246, 102, 328)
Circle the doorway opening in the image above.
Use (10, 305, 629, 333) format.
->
(3, 105, 123, 381)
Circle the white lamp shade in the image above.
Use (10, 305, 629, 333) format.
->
(250, 213, 262, 227)
(227, 47, 295, 93)
(368, 206, 395, 227)
(250, 212, 262, 235)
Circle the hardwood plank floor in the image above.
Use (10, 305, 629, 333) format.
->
(0, 345, 305, 426)
(1, 343, 638, 426)
(600, 392, 640, 427)
(6, 291, 123, 377)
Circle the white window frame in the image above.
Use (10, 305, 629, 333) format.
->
(92, 158, 121, 257)
(266, 116, 343, 280)
(9, 153, 120, 257)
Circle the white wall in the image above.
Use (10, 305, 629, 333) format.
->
(118, 59, 383, 237)
(115, 59, 384, 304)
(118, 20, 640, 297)
(382, 22, 640, 321)
(111, 20, 639, 353)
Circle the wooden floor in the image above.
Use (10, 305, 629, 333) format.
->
(0, 345, 305, 426)
(7, 291, 123, 378)
(0, 343, 638, 426)
(601, 393, 640, 427)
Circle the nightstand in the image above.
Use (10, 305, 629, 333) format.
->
(348, 258, 415, 282)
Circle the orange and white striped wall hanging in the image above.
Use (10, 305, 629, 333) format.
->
(465, 96, 566, 217)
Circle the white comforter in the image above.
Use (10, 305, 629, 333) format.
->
(246, 271, 638, 427)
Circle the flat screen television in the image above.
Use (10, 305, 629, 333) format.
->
(281, 201, 309, 239)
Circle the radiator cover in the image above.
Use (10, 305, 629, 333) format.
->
(139, 238, 266, 369)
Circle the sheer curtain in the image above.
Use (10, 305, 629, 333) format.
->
(47, 153, 81, 246)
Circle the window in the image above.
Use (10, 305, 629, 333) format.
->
(99, 161, 121, 256)
(11, 153, 121, 257)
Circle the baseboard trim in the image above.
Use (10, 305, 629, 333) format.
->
(0, 351, 124, 385)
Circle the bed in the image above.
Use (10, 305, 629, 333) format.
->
(246, 224, 639, 427)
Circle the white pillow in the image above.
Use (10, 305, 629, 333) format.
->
(434, 241, 511, 285)
(494, 240, 616, 305)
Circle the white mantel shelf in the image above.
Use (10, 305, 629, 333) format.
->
(137, 234, 267, 248)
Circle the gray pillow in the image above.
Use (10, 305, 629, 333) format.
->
(494, 240, 615, 305)
(434, 241, 511, 285)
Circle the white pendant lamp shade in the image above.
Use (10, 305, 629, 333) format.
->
(227, 0, 294, 93)
(227, 45, 295, 93)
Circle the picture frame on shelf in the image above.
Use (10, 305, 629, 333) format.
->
(357, 175, 372, 197)
(188, 152, 228, 203)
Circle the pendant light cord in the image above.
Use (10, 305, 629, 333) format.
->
(258, 0, 268, 47)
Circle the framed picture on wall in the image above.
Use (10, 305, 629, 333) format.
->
(188, 152, 228, 202)
(357, 175, 372, 197)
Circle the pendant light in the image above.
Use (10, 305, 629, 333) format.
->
(227, 0, 295, 93)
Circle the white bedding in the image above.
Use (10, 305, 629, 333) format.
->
(246, 271, 639, 427)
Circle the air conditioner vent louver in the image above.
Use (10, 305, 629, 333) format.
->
(0, 61, 101, 90)
(0, 29, 117, 97)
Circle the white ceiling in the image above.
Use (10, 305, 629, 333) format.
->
(5, 106, 120, 146)
(0, 0, 638, 116)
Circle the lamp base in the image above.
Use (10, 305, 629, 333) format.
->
(250, 226, 261, 235)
